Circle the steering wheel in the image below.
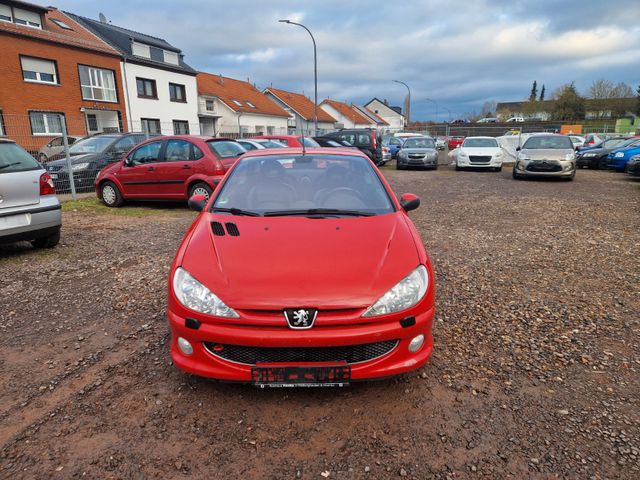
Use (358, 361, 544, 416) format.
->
(319, 187, 365, 206)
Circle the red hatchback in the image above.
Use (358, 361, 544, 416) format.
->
(447, 136, 465, 150)
(95, 136, 246, 207)
(168, 148, 435, 387)
(252, 135, 320, 148)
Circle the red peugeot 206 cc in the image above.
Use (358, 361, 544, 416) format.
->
(168, 147, 435, 387)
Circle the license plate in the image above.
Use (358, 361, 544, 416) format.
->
(49, 173, 58, 179)
(252, 365, 351, 388)
(0, 213, 30, 231)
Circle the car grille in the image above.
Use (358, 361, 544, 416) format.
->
(203, 340, 399, 365)
(408, 153, 425, 159)
(46, 165, 64, 172)
(526, 161, 562, 172)
(469, 155, 491, 163)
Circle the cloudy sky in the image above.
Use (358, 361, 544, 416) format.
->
(54, 0, 640, 120)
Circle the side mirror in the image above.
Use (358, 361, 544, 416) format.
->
(516, 146, 521, 151)
(188, 194, 207, 212)
(400, 193, 420, 212)
(124, 157, 133, 167)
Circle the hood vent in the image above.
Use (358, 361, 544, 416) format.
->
(225, 222, 240, 236)
(211, 221, 225, 236)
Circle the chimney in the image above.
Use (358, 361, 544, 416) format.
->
(384, 99, 388, 105)
(219, 74, 224, 85)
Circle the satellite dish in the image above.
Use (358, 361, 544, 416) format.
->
(99, 12, 107, 24)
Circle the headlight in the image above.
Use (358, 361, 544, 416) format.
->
(494, 151, 503, 157)
(583, 152, 596, 157)
(71, 162, 90, 171)
(614, 152, 624, 158)
(517, 153, 530, 161)
(172, 267, 239, 318)
(363, 265, 429, 317)
(564, 153, 575, 161)
(398, 151, 407, 158)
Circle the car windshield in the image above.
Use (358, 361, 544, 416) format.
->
(403, 138, 435, 149)
(463, 138, 498, 147)
(301, 137, 320, 147)
(0, 143, 41, 173)
(69, 136, 116, 154)
(256, 140, 286, 148)
(207, 140, 246, 158)
(611, 138, 638, 149)
(211, 154, 395, 216)
(523, 136, 572, 149)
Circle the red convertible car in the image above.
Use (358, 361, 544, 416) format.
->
(168, 148, 435, 387)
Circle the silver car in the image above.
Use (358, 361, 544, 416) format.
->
(37, 136, 79, 162)
(396, 136, 438, 170)
(0, 139, 61, 247)
(513, 135, 576, 180)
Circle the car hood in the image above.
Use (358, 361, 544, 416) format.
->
(46, 153, 98, 168)
(400, 148, 437, 154)
(610, 146, 640, 156)
(459, 146, 501, 155)
(521, 148, 573, 160)
(180, 212, 420, 310)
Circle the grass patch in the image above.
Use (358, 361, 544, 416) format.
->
(61, 197, 174, 216)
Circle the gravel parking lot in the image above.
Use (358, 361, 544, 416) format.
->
(1, 164, 638, 479)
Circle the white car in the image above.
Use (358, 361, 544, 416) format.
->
(455, 136, 504, 171)
(568, 135, 585, 149)
(506, 117, 525, 123)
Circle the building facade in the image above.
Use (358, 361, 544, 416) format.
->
(0, 1, 128, 152)
(197, 73, 290, 137)
(263, 87, 337, 135)
(363, 98, 405, 131)
(320, 99, 376, 129)
(69, 13, 199, 135)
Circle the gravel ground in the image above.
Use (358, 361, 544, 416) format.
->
(1, 163, 638, 479)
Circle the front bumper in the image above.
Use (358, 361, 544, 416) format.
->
(457, 156, 503, 168)
(514, 159, 575, 177)
(627, 161, 640, 176)
(576, 154, 599, 167)
(607, 156, 628, 171)
(168, 305, 434, 382)
(397, 156, 438, 169)
(0, 198, 61, 244)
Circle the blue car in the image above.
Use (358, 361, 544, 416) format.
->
(608, 143, 640, 171)
(382, 136, 404, 159)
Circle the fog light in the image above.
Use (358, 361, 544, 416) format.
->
(408, 334, 425, 353)
(177, 337, 193, 356)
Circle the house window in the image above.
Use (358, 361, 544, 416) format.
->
(232, 99, 243, 107)
(51, 19, 73, 30)
(205, 99, 214, 111)
(21, 56, 57, 84)
(79, 65, 117, 102)
(164, 51, 179, 65)
(86, 114, 98, 132)
(13, 8, 41, 28)
(0, 4, 12, 22)
(29, 112, 64, 135)
(169, 83, 186, 102)
(136, 78, 157, 99)
(149, 46, 164, 62)
(267, 126, 275, 135)
(132, 42, 151, 58)
(246, 102, 256, 108)
(173, 120, 189, 135)
(141, 118, 161, 134)
(0, 110, 5, 136)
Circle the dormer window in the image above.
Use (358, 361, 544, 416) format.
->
(232, 100, 243, 107)
(132, 41, 180, 66)
(246, 102, 256, 108)
(0, 4, 42, 28)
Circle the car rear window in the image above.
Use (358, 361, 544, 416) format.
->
(0, 143, 41, 174)
(207, 140, 246, 158)
(301, 137, 320, 148)
(404, 138, 435, 149)
(523, 136, 573, 149)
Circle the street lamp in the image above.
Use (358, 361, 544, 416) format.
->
(279, 20, 318, 136)
(425, 98, 439, 123)
(393, 80, 411, 126)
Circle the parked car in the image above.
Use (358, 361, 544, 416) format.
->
(252, 135, 319, 148)
(396, 136, 438, 170)
(168, 147, 435, 385)
(513, 134, 576, 180)
(95, 136, 246, 207)
(38, 135, 80, 162)
(607, 143, 640, 172)
(455, 136, 504, 171)
(568, 135, 585, 149)
(382, 135, 404, 159)
(506, 117, 525, 123)
(44, 133, 155, 193)
(237, 139, 286, 151)
(447, 136, 465, 150)
(576, 137, 639, 169)
(477, 117, 498, 123)
(626, 155, 640, 177)
(320, 129, 384, 165)
(581, 134, 602, 149)
(0, 139, 61, 248)
(434, 137, 447, 151)
(313, 137, 356, 149)
(449, 118, 470, 124)
(394, 132, 423, 139)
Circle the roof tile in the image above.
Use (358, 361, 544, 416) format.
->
(265, 87, 336, 123)
(321, 99, 375, 125)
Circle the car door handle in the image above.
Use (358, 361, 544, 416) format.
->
(147, 166, 156, 172)
(182, 165, 191, 170)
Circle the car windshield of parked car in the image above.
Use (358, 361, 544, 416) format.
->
(523, 136, 572, 149)
(403, 138, 435, 149)
(256, 140, 287, 148)
(463, 138, 499, 148)
(211, 154, 395, 216)
(0, 143, 41, 173)
(68, 136, 117, 154)
(207, 140, 246, 158)
(301, 137, 320, 147)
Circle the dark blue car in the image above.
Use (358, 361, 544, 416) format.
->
(382, 136, 404, 159)
(608, 143, 640, 171)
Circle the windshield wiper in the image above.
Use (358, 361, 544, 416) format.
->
(264, 208, 375, 217)
(0, 162, 22, 171)
(210, 207, 261, 217)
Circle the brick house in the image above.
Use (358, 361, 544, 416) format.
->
(0, 1, 128, 153)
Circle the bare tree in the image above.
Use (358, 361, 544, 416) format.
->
(481, 101, 497, 117)
(612, 82, 633, 98)
(587, 79, 615, 99)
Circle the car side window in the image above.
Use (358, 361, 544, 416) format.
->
(113, 136, 138, 154)
(129, 141, 163, 165)
(357, 134, 371, 146)
(340, 134, 356, 145)
(50, 138, 63, 147)
(390, 138, 402, 146)
(164, 139, 195, 162)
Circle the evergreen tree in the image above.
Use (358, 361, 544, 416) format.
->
(529, 81, 538, 102)
(539, 85, 546, 102)
(551, 82, 585, 121)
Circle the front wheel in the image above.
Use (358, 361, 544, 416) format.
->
(189, 182, 213, 201)
(513, 169, 522, 180)
(455, 163, 461, 171)
(101, 181, 124, 207)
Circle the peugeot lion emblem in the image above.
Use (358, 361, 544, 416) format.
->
(284, 308, 318, 329)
